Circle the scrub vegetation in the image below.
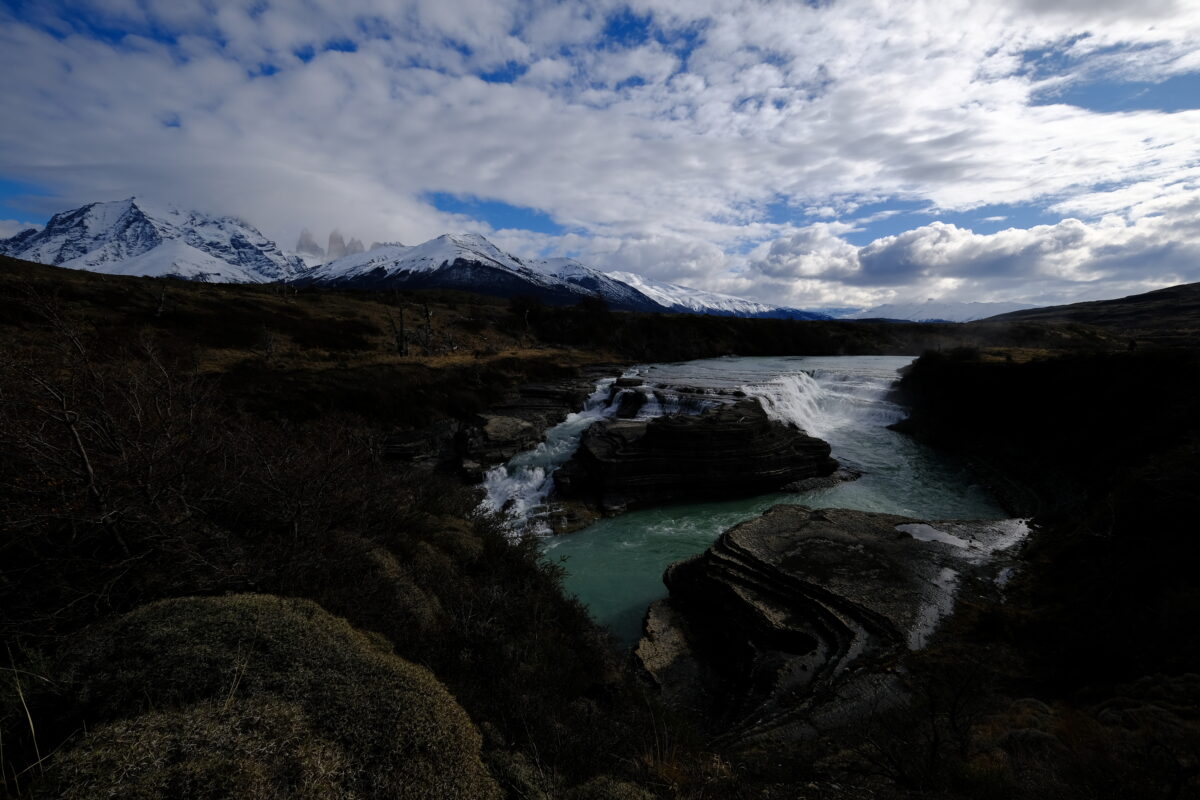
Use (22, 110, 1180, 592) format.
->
(2, 255, 1196, 798)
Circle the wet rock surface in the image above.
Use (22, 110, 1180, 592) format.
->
(554, 399, 838, 512)
(635, 505, 1025, 750)
(382, 367, 618, 479)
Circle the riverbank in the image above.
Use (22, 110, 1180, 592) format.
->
(3, 255, 1196, 799)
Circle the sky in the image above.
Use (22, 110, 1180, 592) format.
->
(0, 0, 1198, 310)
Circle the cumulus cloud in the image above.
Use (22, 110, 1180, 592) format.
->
(744, 208, 1200, 308)
(0, 0, 1197, 307)
(0, 220, 41, 239)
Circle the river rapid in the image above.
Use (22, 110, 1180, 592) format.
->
(482, 355, 1012, 644)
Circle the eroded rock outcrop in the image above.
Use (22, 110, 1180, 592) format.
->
(554, 399, 837, 512)
(381, 369, 616, 479)
(636, 505, 1026, 749)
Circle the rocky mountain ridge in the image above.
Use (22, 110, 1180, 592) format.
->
(0, 198, 305, 283)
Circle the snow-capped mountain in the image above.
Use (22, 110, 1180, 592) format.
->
(2, 203, 855, 320)
(605, 271, 830, 320)
(844, 299, 1037, 322)
(529, 257, 663, 311)
(0, 198, 305, 283)
(299, 233, 663, 311)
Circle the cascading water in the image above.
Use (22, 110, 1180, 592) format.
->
(479, 374, 723, 535)
(479, 378, 617, 535)
(480, 355, 1024, 645)
(743, 368, 903, 439)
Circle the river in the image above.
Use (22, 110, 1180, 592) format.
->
(482, 355, 1009, 644)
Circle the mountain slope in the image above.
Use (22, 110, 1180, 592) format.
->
(605, 271, 830, 319)
(529, 257, 662, 311)
(299, 234, 663, 311)
(0, 198, 305, 283)
(845, 299, 1036, 322)
(982, 282, 1200, 344)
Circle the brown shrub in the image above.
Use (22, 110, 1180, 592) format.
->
(41, 594, 500, 800)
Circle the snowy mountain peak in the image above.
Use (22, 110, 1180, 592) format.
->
(0, 199, 305, 283)
(605, 271, 828, 319)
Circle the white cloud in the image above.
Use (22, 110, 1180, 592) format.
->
(0, 220, 41, 238)
(0, 0, 1197, 307)
(743, 208, 1200, 308)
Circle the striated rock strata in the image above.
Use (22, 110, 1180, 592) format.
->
(382, 368, 617, 479)
(636, 505, 1024, 750)
(554, 399, 837, 512)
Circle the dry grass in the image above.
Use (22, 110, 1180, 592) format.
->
(40, 595, 501, 800)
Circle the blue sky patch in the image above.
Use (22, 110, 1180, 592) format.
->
(325, 38, 357, 54)
(602, 9, 654, 48)
(427, 192, 566, 235)
(839, 200, 1060, 246)
(0, 177, 54, 224)
(479, 60, 529, 84)
(1034, 71, 1200, 113)
(2, 0, 178, 47)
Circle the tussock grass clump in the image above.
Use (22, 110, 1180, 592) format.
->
(564, 776, 657, 800)
(42, 594, 500, 800)
(37, 698, 349, 800)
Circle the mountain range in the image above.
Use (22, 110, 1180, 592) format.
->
(0, 199, 830, 318)
(0, 198, 305, 283)
(0, 198, 1040, 322)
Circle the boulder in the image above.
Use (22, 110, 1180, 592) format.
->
(554, 399, 837, 512)
(613, 389, 648, 419)
(458, 414, 540, 480)
(636, 505, 1019, 749)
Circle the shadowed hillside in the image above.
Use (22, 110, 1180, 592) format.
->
(4, 255, 1196, 799)
(982, 281, 1200, 345)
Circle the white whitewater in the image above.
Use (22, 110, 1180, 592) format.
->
(743, 368, 902, 439)
(480, 375, 721, 535)
(479, 355, 1030, 648)
(480, 378, 617, 535)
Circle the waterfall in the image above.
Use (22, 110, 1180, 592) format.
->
(479, 378, 713, 535)
(743, 368, 903, 438)
(479, 378, 617, 535)
(482, 357, 912, 537)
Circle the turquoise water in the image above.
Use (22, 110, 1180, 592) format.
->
(512, 355, 1007, 644)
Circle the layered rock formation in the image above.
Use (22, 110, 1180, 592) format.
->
(554, 399, 837, 512)
(636, 505, 1026, 749)
(381, 369, 617, 479)
(295, 227, 325, 258)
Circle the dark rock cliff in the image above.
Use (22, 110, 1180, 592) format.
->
(554, 399, 837, 512)
(636, 505, 1021, 751)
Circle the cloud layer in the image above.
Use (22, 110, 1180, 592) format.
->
(1, 0, 1198, 307)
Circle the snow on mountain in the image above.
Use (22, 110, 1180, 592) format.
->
(844, 299, 1038, 322)
(605, 271, 829, 319)
(1, 206, 862, 320)
(529, 257, 661, 310)
(0, 198, 305, 283)
(306, 233, 545, 282)
(294, 226, 324, 257)
(303, 234, 666, 310)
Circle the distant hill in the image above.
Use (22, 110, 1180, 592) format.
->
(844, 299, 1037, 322)
(985, 282, 1200, 344)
